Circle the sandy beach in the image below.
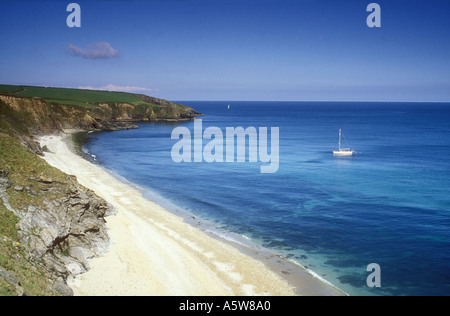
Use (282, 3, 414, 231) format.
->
(39, 133, 342, 296)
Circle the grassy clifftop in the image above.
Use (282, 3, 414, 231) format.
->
(0, 85, 143, 106)
(0, 84, 201, 138)
(0, 84, 195, 110)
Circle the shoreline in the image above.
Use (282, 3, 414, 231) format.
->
(39, 132, 344, 296)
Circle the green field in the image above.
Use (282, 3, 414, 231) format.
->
(0, 84, 150, 107)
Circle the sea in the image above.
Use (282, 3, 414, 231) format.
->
(80, 101, 450, 296)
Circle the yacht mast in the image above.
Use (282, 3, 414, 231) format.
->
(338, 129, 342, 151)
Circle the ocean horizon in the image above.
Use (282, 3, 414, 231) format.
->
(80, 101, 450, 296)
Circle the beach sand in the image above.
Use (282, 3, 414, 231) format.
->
(39, 134, 343, 296)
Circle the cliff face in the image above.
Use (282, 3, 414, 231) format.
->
(0, 88, 202, 295)
(0, 135, 112, 296)
(0, 92, 201, 157)
(0, 94, 201, 136)
(0, 172, 110, 296)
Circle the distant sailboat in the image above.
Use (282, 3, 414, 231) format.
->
(333, 129, 355, 156)
(227, 104, 231, 110)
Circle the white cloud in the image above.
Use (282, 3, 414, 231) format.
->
(78, 84, 157, 93)
(68, 42, 119, 59)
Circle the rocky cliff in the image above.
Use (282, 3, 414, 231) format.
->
(0, 93, 201, 135)
(0, 87, 202, 295)
(0, 134, 114, 296)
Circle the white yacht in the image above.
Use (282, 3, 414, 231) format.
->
(333, 129, 355, 156)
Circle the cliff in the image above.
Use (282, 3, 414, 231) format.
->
(0, 85, 201, 295)
(0, 85, 201, 144)
(0, 134, 113, 295)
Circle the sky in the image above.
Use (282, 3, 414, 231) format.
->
(0, 0, 449, 102)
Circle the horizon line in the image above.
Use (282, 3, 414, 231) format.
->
(2, 83, 449, 104)
(173, 99, 450, 104)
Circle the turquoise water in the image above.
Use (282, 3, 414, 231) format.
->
(83, 102, 450, 296)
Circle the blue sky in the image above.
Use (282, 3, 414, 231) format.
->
(0, 0, 449, 101)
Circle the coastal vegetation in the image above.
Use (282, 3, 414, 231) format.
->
(0, 84, 200, 137)
(0, 84, 180, 109)
(0, 84, 200, 295)
(0, 134, 70, 296)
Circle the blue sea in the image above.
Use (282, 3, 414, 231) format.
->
(82, 101, 450, 296)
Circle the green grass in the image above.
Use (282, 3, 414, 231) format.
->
(43, 98, 94, 107)
(0, 85, 25, 94)
(0, 99, 34, 137)
(0, 201, 19, 240)
(0, 84, 149, 107)
(0, 134, 68, 210)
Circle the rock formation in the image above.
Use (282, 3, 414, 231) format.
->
(0, 86, 202, 295)
(0, 167, 112, 296)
